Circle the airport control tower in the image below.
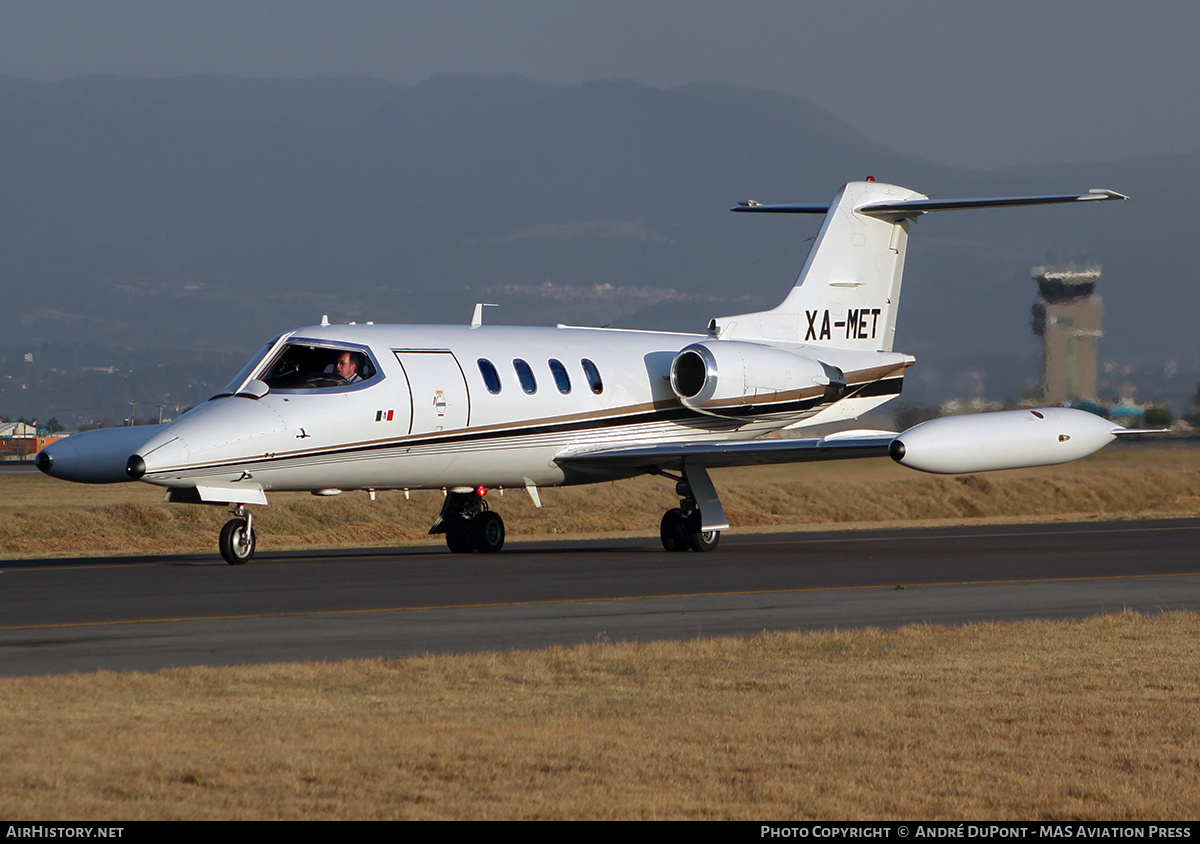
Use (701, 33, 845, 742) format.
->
(1031, 266, 1102, 404)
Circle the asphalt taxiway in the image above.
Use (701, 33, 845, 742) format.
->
(2, 518, 1198, 675)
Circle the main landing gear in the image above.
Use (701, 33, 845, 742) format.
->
(659, 477, 721, 553)
(432, 487, 506, 554)
(219, 504, 256, 565)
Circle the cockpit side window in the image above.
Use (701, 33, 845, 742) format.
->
(258, 343, 379, 391)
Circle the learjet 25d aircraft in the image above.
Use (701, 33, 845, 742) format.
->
(37, 179, 1137, 564)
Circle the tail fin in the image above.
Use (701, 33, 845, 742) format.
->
(712, 181, 1128, 352)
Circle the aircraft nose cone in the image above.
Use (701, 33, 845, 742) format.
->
(126, 454, 146, 480)
(34, 450, 52, 475)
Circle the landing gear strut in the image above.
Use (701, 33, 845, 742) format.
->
(219, 504, 256, 565)
(433, 488, 506, 554)
(660, 479, 720, 553)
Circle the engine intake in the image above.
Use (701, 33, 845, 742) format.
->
(668, 341, 840, 415)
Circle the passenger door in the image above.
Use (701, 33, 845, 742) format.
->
(393, 350, 470, 434)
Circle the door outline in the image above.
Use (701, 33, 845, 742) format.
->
(392, 349, 472, 435)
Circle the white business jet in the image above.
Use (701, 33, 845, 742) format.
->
(37, 179, 1133, 564)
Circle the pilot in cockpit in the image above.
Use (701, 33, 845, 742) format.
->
(335, 351, 363, 384)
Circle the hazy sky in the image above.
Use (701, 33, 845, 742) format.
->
(3, 1, 1197, 169)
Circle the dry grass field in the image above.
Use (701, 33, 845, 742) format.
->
(0, 612, 1197, 820)
(3, 442, 1199, 558)
(3, 444, 1198, 819)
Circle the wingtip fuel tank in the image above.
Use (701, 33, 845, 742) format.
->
(889, 408, 1120, 474)
(35, 425, 164, 484)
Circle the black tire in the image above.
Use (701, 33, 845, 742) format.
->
(688, 528, 721, 552)
(219, 518, 255, 565)
(446, 521, 474, 553)
(472, 511, 505, 554)
(660, 509, 688, 552)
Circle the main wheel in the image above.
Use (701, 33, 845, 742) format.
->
(688, 527, 720, 552)
(219, 518, 256, 565)
(472, 510, 505, 553)
(660, 509, 688, 552)
(446, 521, 474, 553)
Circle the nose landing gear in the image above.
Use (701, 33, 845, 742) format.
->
(219, 504, 256, 565)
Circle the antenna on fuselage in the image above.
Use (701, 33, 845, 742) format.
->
(471, 303, 498, 328)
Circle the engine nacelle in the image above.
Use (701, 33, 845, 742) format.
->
(889, 407, 1119, 474)
(669, 340, 844, 415)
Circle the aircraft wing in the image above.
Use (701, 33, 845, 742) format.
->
(555, 431, 897, 476)
(555, 432, 896, 533)
(554, 407, 1133, 532)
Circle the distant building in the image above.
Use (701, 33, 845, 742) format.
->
(1031, 266, 1102, 404)
(0, 421, 63, 459)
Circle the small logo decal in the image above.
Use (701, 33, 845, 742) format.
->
(375, 409, 395, 422)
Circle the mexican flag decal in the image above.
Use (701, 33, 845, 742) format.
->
(375, 409, 395, 422)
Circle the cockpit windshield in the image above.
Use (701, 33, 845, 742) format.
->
(257, 341, 380, 391)
(219, 336, 282, 396)
(216, 338, 381, 399)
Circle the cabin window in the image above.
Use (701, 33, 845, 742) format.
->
(513, 359, 537, 394)
(581, 358, 603, 394)
(548, 359, 571, 394)
(478, 359, 502, 394)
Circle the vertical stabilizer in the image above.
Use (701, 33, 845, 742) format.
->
(714, 181, 925, 351)
(713, 181, 1127, 351)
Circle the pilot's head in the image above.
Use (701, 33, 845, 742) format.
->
(336, 351, 360, 381)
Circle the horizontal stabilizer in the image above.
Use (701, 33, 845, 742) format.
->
(732, 189, 1128, 220)
(731, 202, 829, 214)
(857, 188, 1129, 221)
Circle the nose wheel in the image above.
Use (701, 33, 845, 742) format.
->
(219, 506, 256, 565)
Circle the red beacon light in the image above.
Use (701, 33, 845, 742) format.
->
(476, 485, 488, 498)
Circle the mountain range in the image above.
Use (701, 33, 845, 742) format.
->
(1, 73, 1194, 422)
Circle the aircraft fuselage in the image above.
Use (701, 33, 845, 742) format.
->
(126, 322, 909, 501)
